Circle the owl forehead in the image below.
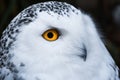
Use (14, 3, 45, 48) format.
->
(10, 1, 79, 29)
(37, 1, 78, 16)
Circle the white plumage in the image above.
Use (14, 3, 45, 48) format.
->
(0, 1, 119, 80)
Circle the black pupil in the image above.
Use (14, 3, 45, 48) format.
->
(47, 32, 54, 38)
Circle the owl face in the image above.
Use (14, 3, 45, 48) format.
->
(0, 1, 119, 80)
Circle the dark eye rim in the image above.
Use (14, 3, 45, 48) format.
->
(44, 28, 61, 36)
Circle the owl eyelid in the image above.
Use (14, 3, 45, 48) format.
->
(45, 27, 62, 36)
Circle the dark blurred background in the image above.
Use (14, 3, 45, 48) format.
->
(0, 0, 120, 67)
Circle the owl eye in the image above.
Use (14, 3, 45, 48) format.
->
(42, 29, 59, 41)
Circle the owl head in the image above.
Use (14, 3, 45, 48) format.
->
(0, 1, 119, 80)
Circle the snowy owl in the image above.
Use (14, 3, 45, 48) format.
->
(0, 1, 119, 80)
